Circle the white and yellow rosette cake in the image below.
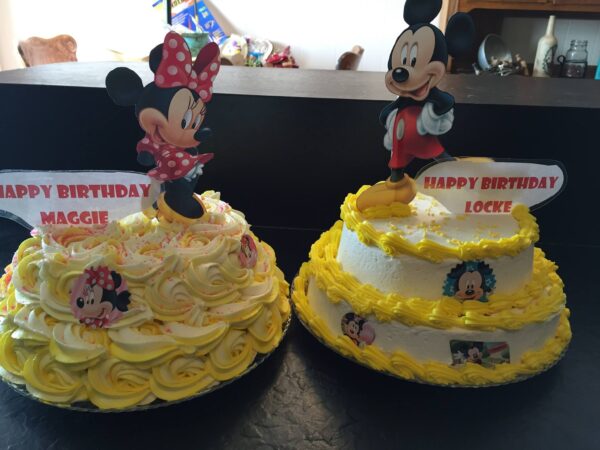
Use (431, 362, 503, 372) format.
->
(0, 192, 290, 409)
(292, 186, 570, 386)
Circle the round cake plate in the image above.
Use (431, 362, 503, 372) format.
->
(1, 307, 292, 412)
(290, 283, 568, 389)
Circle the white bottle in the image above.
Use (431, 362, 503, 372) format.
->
(533, 15, 558, 77)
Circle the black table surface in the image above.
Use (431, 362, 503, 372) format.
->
(0, 221, 597, 450)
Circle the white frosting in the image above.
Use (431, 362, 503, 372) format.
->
(337, 225, 534, 299)
(372, 193, 520, 246)
(307, 278, 560, 364)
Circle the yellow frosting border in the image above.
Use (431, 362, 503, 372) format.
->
(341, 187, 540, 262)
(292, 269, 571, 386)
(306, 222, 565, 331)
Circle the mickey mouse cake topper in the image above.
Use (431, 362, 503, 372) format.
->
(105, 32, 221, 224)
(357, 0, 474, 210)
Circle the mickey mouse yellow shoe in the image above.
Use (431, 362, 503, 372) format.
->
(356, 176, 416, 211)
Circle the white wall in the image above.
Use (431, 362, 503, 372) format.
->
(0, 0, 168, 70)
(206, 0, 420, 71)
(0, 0, 421, 71)
(501, 16, 600, 67)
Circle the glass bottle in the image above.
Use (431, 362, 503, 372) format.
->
(560, 40, 588, 78)
(533, 15, 557, 77)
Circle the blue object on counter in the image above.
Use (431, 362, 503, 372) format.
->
(153, 0, 226, 44)
(595, 62, 600, 80)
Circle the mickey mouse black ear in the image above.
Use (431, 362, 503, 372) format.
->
(446, 13, 476, 57)
(105, 67, 144, 107)
(404, 0, 442, 25)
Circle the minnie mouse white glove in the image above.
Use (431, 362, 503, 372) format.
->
(417, 102, 454, 136)
(383, 109, 398, 150)
(184, 164, 204, 181)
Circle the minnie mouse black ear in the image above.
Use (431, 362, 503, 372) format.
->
(403, 0, 442, 25)
(149, 44, 163, 74)
(445, 13, 475, 57)
(105, 67, 144, 107)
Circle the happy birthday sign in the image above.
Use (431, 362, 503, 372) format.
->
(0, 171, 161, 228)
(415, 160, 566, 214)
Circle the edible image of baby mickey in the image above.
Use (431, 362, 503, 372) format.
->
(443, 261, 496, 302)
(70, 266, 131, 328)
(341, 313, 376, 346)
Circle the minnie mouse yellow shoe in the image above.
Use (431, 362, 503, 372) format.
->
(157, 192, 207, 225)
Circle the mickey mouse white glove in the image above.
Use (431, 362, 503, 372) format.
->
(184, 164, 204, 181)
(383, 109, 397, 151)
(417, 102, 454, 136)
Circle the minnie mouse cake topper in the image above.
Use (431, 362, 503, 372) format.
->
(357, 0, 474, 210)
(105, 32, 220, 224)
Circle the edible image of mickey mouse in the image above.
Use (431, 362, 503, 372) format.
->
(341, 312, 376, 346)
(443, 261, 496, 302)
(357, 0, 474, 210)
(467, 344, 484, 364)
(450, 340, 485, 365)
(69, 266, 131, 329)
(105, 32, 220, 224)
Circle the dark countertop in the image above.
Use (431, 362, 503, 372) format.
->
(1, 62, 599, 108)
(1, 62, 598, 449)
(0, 222, 598, 450)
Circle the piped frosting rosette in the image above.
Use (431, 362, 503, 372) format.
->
(0, 192, 290, 409)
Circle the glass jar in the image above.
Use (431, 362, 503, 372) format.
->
(559, 40, 588, 78)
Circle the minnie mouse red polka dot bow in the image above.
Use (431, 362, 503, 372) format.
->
(84, 266, 115, 291)
(155, 32, 221, 103)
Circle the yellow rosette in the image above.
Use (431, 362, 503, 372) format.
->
(207, 301, 263, 329)
(108, 326, 182, 367)
(162, 321, 229, 355)
(0, 287, 21, 318)
(0, 330, 30, 384)
(22, 350, 86, 405)
(150, 355, 216, 401)
(145, 271, 198, 322)
(14, 250, 42, 296)
(49, 323, 108, 366)
(87, 358, 155, 409)
(208, 330, 256, 381)
(248, 305, 283, 354)
(185, 256, 250, 307)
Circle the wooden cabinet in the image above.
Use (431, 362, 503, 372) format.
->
(473, 0, 548, 3)
(444, 0, 600, 13)
(441, 0, 600, 74)
(553, 0, 600, 5)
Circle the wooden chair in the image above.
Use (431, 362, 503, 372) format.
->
(18, 35, 77, 67)
(336, 45, 364, 70)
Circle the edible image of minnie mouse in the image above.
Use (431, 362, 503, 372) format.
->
(443, 261, 496, 302)
(105, 32, 220, 224)
(341, 312, 376, 346)
(239, 234, 258, 269)
(69, 266, 131, 328)
(357, 0, 475, 210)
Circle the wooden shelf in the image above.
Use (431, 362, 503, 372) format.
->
(0, 62, 599, 108)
